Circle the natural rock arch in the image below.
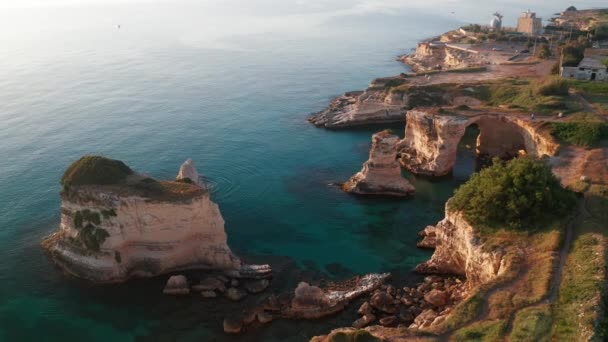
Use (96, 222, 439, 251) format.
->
(398, 110, 560, 177)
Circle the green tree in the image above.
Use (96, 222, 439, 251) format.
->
(449, 157, 576, 230)
(538, 44, 551, 59)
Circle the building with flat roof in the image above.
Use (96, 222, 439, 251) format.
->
(517, 10, 543, 36)
(561, 48, 608, 81)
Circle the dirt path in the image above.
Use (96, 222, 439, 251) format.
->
(500, 203, 579, 341)
(569, 90, 599, 114)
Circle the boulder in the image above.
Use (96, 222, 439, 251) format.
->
(242, 309, 258, 325)
(411, 309, 437, 329)
(358, 301, 373, 316)
(223, 317, 243, 334)
(353, 314, 376, 329)
(163, 275, 189, 295)
(201, 291, 217, 298)
(225, 288, 247, 301)
(369, 292, 397, 314)
(399, 307, 415, 324)
(292, 282, 330, 309)
(257, 312, 273, 324)
(193, 277, 226, 293)
(379, 316, 398, 327)
(245, 279, 270, 294)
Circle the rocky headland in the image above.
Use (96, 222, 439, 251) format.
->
(308, 78, 410, 128)
(342, 130, 415, 196)
(42, 156, 248, 283)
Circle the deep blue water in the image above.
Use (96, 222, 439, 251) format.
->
(0, 1, 602, 341)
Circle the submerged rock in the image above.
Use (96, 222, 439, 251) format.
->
(343, 130, 415, 196)
(193, 277, 226, 293)
(245, 279, 270, 294)
(225, 288, 247, 301)
(223, 317, 243, 334)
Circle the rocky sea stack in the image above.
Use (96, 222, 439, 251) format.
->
(42, 156, 241, 283)
(343, 130, 415, 196)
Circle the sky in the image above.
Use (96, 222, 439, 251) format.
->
(0, 0, 606, 47)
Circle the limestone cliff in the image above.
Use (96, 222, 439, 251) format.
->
(415, 203, 507, 288)
(398, 110, 560, 176)
(308, 77, 409, 128)
(342, 130, 415, 196)
(42, 157, 241, 283)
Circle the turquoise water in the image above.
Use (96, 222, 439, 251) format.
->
(0, 1, 602, 341)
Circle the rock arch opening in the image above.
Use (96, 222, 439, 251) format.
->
(399, 111, 559, 177)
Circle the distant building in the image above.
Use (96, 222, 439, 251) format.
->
(561, 48, 608, 81)
(517, 10, 543, 36)
(490, 12, 503, 31)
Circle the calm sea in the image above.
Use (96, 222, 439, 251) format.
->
(0, 1, 603, 341)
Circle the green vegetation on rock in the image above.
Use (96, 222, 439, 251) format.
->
(449, 157, 576, 230)
(61, 155, 133, 186)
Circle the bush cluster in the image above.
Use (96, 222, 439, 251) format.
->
(61, 155, 133, 186)
(551, 121, 608, 147)
(449, 157, 577, 230)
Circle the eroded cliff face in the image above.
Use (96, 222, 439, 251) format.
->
(398, 110, 560, 176)
(43, 160, 241, 283)
(343, 130, 415, 196)
(415, 204, 507, 288)
(308, 78, 409, 128)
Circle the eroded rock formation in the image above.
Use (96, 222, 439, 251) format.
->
(308, 78, 409, 128)
(342, 130, 415, 196)
(176, 158, 202, 186)
(42, 157, 242, 283)
(415, 202, 507, 288)
(282, 273, 391, 319)
(398, 110, 560, 176)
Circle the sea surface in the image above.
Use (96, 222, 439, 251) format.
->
(0, 1, 604, 341)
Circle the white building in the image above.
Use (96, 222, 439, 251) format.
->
(561, 49, 608, 81)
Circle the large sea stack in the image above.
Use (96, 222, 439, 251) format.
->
(42, 156, 241, 283)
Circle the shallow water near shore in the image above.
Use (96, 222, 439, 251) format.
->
(0, 1, 602, 341)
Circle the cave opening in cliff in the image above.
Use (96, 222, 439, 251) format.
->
(454, 118, 528, 180)
(453, 124, 480, 181)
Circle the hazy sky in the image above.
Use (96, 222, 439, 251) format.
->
(0, 0, 605, 47)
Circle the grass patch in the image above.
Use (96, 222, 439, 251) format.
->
(552, 185, 608, 340)
(550, 117, 608, 147)
(440, 291, 485, 331)
(510, 305, 553, 342)
(451, 320, 507, 342)
(61, 156, 133, 186)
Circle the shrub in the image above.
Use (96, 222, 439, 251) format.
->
(538, 44, 551, 59)
(61, 156, 133, 186)
(449, 157, 577, 230)
(551, 121, 608, 147)
(534, 78, 569, 96)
